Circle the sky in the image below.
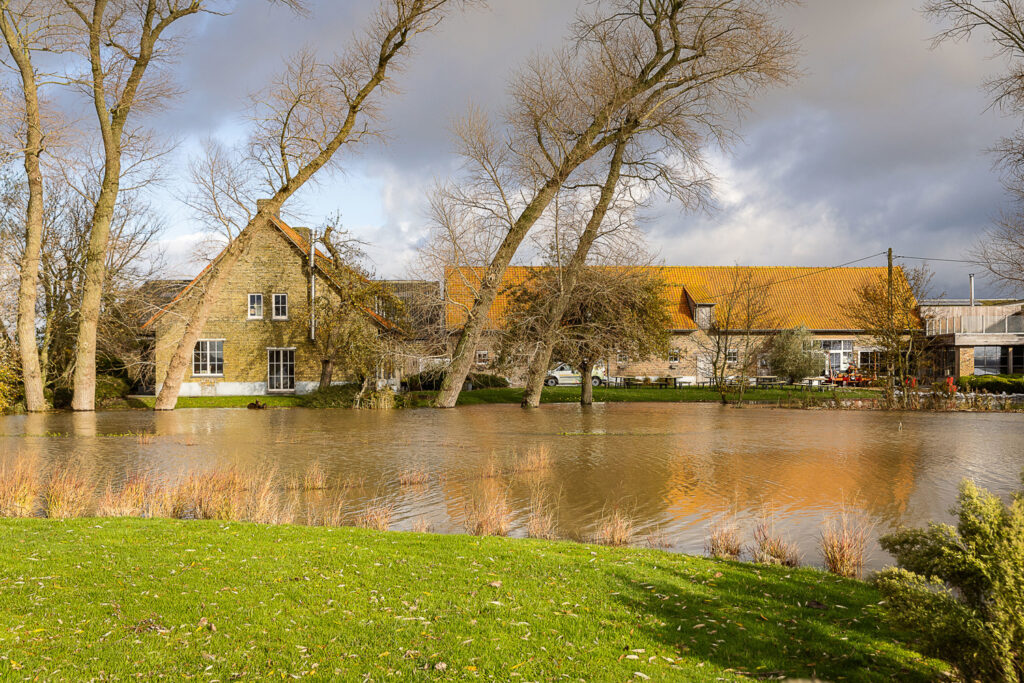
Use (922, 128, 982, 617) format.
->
(138, 0, 1018, 298)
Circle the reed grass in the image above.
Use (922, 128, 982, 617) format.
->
(44, 466, 93, 519)
(705, 516, 743, 560)
(513, 445, 552, 478)
(477, 454, 503, 481)
(465, 489, 512, 536)
(819, 503, 872, 579)
(525, 488, 557, 540)
(397, 468, 429, 487)
(411, 518, 432, 533)
(751, 506, 801, 567)
(0, 458, 40, 517)
(302, 461, 327, 491)
(644, 529, 673, 549)
(593, 509, 634, 546)
(356, 500, 395, 532)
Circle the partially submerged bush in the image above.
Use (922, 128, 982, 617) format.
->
(404, 370, 509, 391)
(874, 475, 1024, 683)
(299, 384, 360, 408)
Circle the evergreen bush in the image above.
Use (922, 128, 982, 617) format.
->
(873, 475, 1024, 682)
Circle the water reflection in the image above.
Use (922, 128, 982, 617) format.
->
(2, 403, 1022, 569)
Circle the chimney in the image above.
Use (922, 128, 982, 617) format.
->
(969, 273, 975, 307)
(256, 199, 279, 218)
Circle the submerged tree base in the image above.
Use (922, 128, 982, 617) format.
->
(0, 518, 949, 681)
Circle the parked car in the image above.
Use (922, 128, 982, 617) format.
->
(544, 363, 607, 387)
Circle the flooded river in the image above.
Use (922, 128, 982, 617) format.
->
(2, 403, 1022, 570)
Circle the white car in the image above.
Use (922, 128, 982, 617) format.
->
(544, 363, 607, 387)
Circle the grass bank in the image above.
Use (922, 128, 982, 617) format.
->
(0, 519, 944, 681)
(406, 385, 879, 407)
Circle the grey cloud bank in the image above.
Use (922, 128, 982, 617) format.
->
(153, 0, 1016, 298)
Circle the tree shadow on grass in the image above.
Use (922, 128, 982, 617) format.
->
(607, 559, 946, 682)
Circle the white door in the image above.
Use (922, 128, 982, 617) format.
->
(268, 348, 295, 392)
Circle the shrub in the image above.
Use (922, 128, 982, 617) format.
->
(959, 374, 1024, 394)
(0, 350, 20, 414)
(873, 475, 1024, 682)
(403, 370, 509, 391)
(95, 374, 131, 402)
(299, 384, 359, 408)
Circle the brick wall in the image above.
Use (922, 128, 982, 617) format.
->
(152, 217, 348, 394)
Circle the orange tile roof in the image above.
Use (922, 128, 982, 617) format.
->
(445, 265, 905, 332)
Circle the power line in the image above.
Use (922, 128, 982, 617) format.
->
(894, 254, 983, 265)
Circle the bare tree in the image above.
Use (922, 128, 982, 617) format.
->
(435, 0, 798, 408)
(61, 0, 306, 411)
(850, 264, 934, 409)
(924, 1, 1024, 291)
(0, 0, 66, 411)
(503, 265, 671, 406)
(154, 0, 470, 410)
(693, 266, 775, 405)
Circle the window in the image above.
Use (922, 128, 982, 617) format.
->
(267, 348, 295, 392)
(248, 294, 263, 319)
(617, 351, 629, 364)
(272, 293, 288, 319)
(820, 340, 854, 375)
(668, 348, 680, 364)
(726, 348, 738, 364)
(475, 349, 489, 365)
(192, 340, 224, 376)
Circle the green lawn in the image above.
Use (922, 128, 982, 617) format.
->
(130, 386, 876, 410)
(133, 394, 307, 409)
(0, 519, 945, 681)
(408, 385, 879, 407)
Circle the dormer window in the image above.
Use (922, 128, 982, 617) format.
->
(273, 293, 289, 320)
(248, 294, 263, 319)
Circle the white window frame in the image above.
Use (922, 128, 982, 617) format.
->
(272, 293, 289, 320)
(267, 347, 296, 393)
(248, 293, 263, 319)
(192, 339, 225, 377)
(668, 348, 680, 364)
(617, 351, 629, 364)
(474, 349, 489, 365)
(726, 348, 739, 364)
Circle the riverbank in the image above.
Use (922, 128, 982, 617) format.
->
(0, 518, 946, 681)
(128, 385, 879, 410)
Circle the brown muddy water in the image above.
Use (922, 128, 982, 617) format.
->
(2, 403, 1022, 570)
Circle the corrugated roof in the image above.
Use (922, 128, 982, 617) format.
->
(445, 265, 905, 332)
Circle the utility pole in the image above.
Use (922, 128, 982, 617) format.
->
(887, 248, 895, 400)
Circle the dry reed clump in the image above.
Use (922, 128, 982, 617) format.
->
(705, 518, 743, 560)
(304, 494, 347, 527)
(356, 500, 395, 532)
(397, 468, 429, 487)
(244, 467, 288, 524)
(593, 509, 634, 546)
(336, 473, 366, 491)
(750, 507, 801, 567)
(135, 433, 155, 445)
(302, 462, 327, 491)
(44, 466, 94, 519)
(644, 529, 673, 549)
(97, 473, 168, 518)
(819, 504, 872, 579)
(465, 490, 512, 537)
(525, 490, 557, 540)
(513, 445, 552, 478)
(477, 454, 503, 480)
(411, 518, 432, 533)
(0, 459, 41, 517)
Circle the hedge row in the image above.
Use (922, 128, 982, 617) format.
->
(957, 374, 1024, 394)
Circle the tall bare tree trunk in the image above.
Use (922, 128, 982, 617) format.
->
(520, 138, 627, 408)
(71, 175, 119, 410)
(436, 178, 566, 408)
(580, 360, 594, 406)
(1, 9, 47, 412)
